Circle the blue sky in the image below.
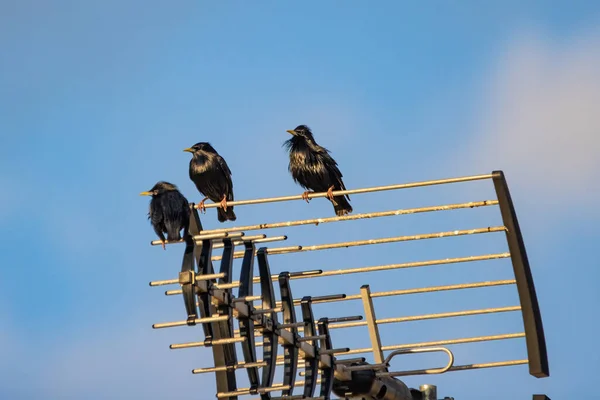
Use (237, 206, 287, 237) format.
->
(1, 1, 599, 399)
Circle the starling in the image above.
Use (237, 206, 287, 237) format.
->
(140, 181, 191, 250)
(184, 142, 237, 222)
(284, 125, 353, 216)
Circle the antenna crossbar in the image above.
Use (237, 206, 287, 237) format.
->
(161, 252, 511, 295)
(198, 200, 498, 235)
(209, 226, 507, 262)
(272, 332, 526, 366)
(196, 173, 493, 210)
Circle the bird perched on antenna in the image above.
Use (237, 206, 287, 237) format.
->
(284, 125, 353, 216)
(184, 142, 237, 222)
(140, 181, 191, 250)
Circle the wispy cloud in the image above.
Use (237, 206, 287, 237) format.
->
(460, 24, 600, 217)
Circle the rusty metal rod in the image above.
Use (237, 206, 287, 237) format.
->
(311, 279, 517, 304)
(149, 231, 242, 247)
(271, 332, 526, 365)
(371, 359, 529, 377)
(150, 272, 226, 287)
(297, 252, 510, 280)
(211, 245, 302, 262)
(163, 252, 511, 295)
(298, 335, 327, 342)
(301, 359, 526, 378)
(320, 348, 350, 355)
(445, 359, 528, 372)
(152, 315, 229, 329)
(248, 378, 324, 400)
(201, 200, 499, 234)
(151, 233, 286, 247)
(171, 336, 246, 350)
(329, 306, 522, 329)
(345, 332, 526, 357)
(209, 226, 507, 262)
(255, 303, 518, 347)
(192, 361, 267, 374)
(253, 307, 283, 315)
(201, 337, 246, 347)
(368, 347, 455, 377)
(335, 357, 366, 364)
(217, 384, 292, 398)
(241, 280, 517, 340)
(197, 173, 493, 210)
(207, 294, 345, 315)
(299, 358, 366, 375)
(231, 295, 262, 303)
(150, 232, 260, 247)
(251, 279, 516, 347)
(203, 234, 266, 247)
(278, 322, 308, 329)
(243, 380, 322, 400)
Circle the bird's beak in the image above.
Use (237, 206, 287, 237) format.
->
(183, 148, 194, 153)
(139, 191, 152, 196)
(286, 130, 297, 136)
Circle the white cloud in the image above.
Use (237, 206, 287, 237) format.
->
(462, 25, 600, 214)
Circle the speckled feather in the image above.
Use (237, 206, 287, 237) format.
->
(187, 142, 236, 222)
(147, 181, 190, 242)
(284, 125, 353, 216)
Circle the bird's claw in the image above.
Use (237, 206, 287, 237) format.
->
(197, 197, 208, 214)
(220, 195, 228, 212)
(161, 240, 166, 250)
(326, 186, 335, 201)
(302, 191, 312, 203)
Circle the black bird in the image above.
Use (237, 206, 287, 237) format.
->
(284, 125, 353, 216)
(184, 142, 236, 222)
(140, 181, 191, 250)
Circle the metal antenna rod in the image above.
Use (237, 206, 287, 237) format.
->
(151, 234, 287, 248)
(209, 226, 507, 262)
(162, 252, 510, 295)
(254, 306, 522, 350)
(200, 200, 498, 235)
(196, 173, 493, 209)
(145, 170, 550, 399)
(269, 332, 526, 367)
(150, 233, 267, 247)
(237, 279, 517, 340)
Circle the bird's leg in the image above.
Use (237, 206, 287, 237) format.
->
(301, 191, 312, 203)
(197, 197, 209, 213)
(220, 195, 228, 212)
(326, 185, 335, 201)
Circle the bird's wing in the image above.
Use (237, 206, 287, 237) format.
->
(149, 198, 164, 225)
(161, 191, 191, 240)
(323, 152, 350, 199)
(215, 155, 234, 200)
(216, 155, 232, 176)
(149, 198, 166, 238)
(315, 145, 345, 177)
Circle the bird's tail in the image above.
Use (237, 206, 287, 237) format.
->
(217, 206, 237, 222)
(332, 195, 353, 216)
(165, 222, 182, 242)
